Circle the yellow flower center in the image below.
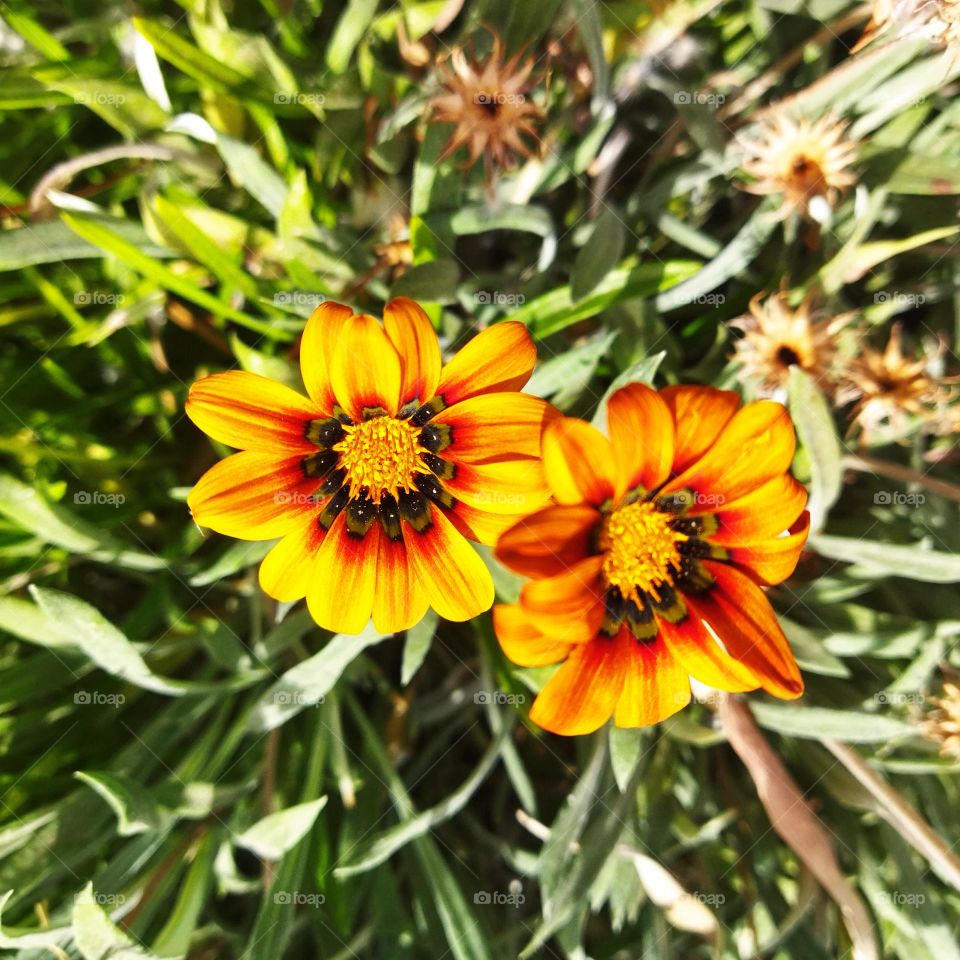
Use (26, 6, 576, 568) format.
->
(332, 415, 428, 504)
(598, 500, 687, 602)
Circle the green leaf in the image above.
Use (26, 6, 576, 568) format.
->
(74, 772, 165, 836)
(0, 890, 70, 950)
(571, 206, 627, 301)
(809, 534, 960, 583)
(30, 586, 186, 696)
(609, 726, 645, 792)
(236, 797, 328, 860)
(151, 832, 217, 957)
(249, 625, 386, 731)
(788, 367, 842, 530)
(512, 260, 700, 337)
(391, 260, 460, 304)
(60, 213, 280, 338)
(750, 702, 916, 742)
(401, 609, 438, 686)
(0, 217, 172, 271)
(73, 883, 163, 960)
(326, 0, 380, 74)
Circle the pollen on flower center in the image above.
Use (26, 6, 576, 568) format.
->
(598, 500, 688, 602)
(332, 415, 428, 504)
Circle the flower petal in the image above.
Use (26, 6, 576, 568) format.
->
(607, 383, 675, 495)
(494, 604, 572, 666)
(726, 512, 811, 586)
(542, 417, 616, 507)
(331, 313, 402, 419)
(495, 505, 600, 578)
(306, 511, 380, 634)
(614, 636, 690, 728)
(435, 321, 537, 407)
(188, 451, 317, 540)
(447, 501, 522, 545)
(432, 393, 558, 464)
(689, 561, 803, 699)
(372, 532, 429, 634)
(529, 635, 627, 736)
(519, 555, 605, 642)
(709, 474, 809, 545)
(406, 506, 494, 622)
(259, 514, 326, 602)
(384, 297, 442, 406)
(658, 611, 759, 693)
(661, 385, 740, 474)
(662, 400, 796, 507)
(444, 459, 551, 515)
(186, 371, 321, 453)
(299, 300, 355, 412)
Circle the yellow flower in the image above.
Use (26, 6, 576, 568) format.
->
(494, 384, 808, 736)
(186, 298, 557, 634)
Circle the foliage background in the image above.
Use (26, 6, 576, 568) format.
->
(1, 0, 960, 957)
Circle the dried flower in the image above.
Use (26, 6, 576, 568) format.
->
(738, 111, 858, 221)
(836, 324, 950, 441)
(920, 680, 960, 758)
(731, 291, 852, 396)
(429, 34, 543, 176)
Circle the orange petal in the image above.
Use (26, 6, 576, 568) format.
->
(384, 297, 442, 406)
(188, 451, 317, 540)
(447, 501, 523, 545)
(689, 562, 803, 699)
(186, 371, 321, 453)
(542, 418, 616, 507)
(662, 400, 796, 508)
(727, 512, 811, 586)
(435, 321, 537, 407)
(405, 506, 494, 622)
(658, 611, 759, 693)
(432, 393, 559, 464)
(709, 474, 809, 545)
(372, 532, 430, 634)
(299, 300, 355, 412)
(661, 385, 740, 474)
(529, 635, 627, 736)
(519, 555, 605, 642)
(444, 459, 551, 515)
(495, 505, 600, 578)
(330, 313, 402, 419)
(494, 604, 572, 666)
(306, 511, 380, 634)
(607, 383, 675, 495)
(259, 514, 326, 602)
(614, 635, 691, 728)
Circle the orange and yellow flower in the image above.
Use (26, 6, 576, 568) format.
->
(186, 297, 556, 634)
(493, 384, 809, 736)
